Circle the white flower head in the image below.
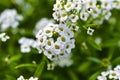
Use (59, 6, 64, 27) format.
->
(97, 75, 107, 80)
(36, 23, 75, 61)
(69, 14, 79, 23)
(34, 18, 54, 35)
(20, 44, 31, 53)
(0, 33, 10, 42)
(60, 11, 68, 22)
(53, 2, 62, 11)
(91, 7, 101, 18)
(101, 0, 113, 10)
(109, 70, 119, 79)
(80, 11, 89, 21)
(73, 1, 82, 11)
(52, 11, 60, 21)
(17, 75, 38, 80)
(103, 10, 112, 20)
(29, 77, 38, 80)
(0, 9, 23, 31)
(47, 63, 55, 70)
(85, 0, 97, 9)
(87, 27, 94, 36)
(64, 1, 74, 12)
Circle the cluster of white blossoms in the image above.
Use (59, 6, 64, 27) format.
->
(0, 9, 23, 31)
(34, 18, 54, 35)
(18, 37, 38, 53)
(97, 65, 120, 80)
(0, 33, 10, 42)
(36, 23, 75, 61)
(17, 75, 38, 80)
(53, 0, 120, 25)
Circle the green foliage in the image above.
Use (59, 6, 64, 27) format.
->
(0, 0, 120, 80)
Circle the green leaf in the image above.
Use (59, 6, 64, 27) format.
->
(83, 24, 98, 29)
(89, 71, 101, 80)
(87, 57, 101, 64)
(112, 57, 120, 65)
(15, 63, 36, 69)
(34, 61, 45, 78)
(102, 39, 119, 47)
(10, 54, 21, 63)
(67, 69, 79, 80)
(86, 38, 102, 51)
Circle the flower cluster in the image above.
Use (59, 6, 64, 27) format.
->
(18, 37, 38, 53)
(97, 65, 120, 80)
(36, 23, 75, 61)
(17, 75, 38, 80)
(0, 9, 23, 31)
(53, 0, 120, 25)
(0, 33, 10, 42)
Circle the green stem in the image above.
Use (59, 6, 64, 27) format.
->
(67, 69, 78, 80)
(33, 55, 46, 78)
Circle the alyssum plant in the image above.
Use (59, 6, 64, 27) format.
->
(0, 0, 120, 80)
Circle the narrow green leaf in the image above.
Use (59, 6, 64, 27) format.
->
(83, 24, 98, 29)
(68, 69, 79, 80)
(89, 71, 101, 80)
(34, 61, 45, 78)
(15, 63, 36, 69)
(87, 57, 101, 64)
(102, 39, 119, 47)
(10, 55, 21, 63)
(112, 57, 120, 65)
(87, 38, 102, 51)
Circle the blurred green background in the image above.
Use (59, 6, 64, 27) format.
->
(0, 0, 120, 80)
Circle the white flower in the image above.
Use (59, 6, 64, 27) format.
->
(73, 1, 82, 11)
(45, 38, 54, 49)
(52, 11, 60, 21)
(103, 10, 111, 20)
(70, 24, 79, 31)
(97, 75, 107, 80)
(53, 42, 62, 54)
(91, 7, 101, 18)
(85, 0, 97, 9)
(114, 65, 120, 73)
(109, 70, 119, 79)
(34, 18, 54, 35)
(69, 14, 79, 23)
(53, 1, 62, 11)
(57, 35, 69, 44)
(95, 37, 102, 45)
(65, 39, 75, 54)
(64, 1, 74, 12)
(112, 1, 120, 9)
(101, 0, 113, 10)
(47, 63, 55, 70)
(29, 77, 38, 80)
(17, 76, 38, 80)
(17, 75, 24, 80)
(87, 27, 94, 36)
(20, 44, 31, 53)
(43, 26, 54, 37)
(60, 11, 68, 22)
(0, 33, 10, 42)
(80, 11, 89, 21)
